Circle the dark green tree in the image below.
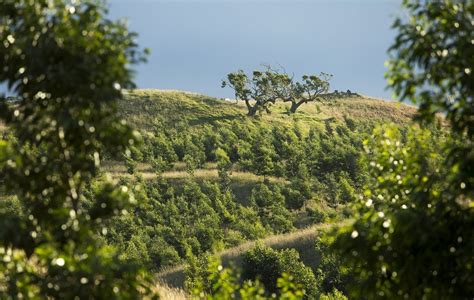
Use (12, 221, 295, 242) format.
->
(250, 183, 293, 233)
(0, 0, 156, 297)
(251, 132, 276, 178)
(222, 66, 331, 115)
(386, 0, 473, 137)
(183, 153, 197, 176)
(222, 69, 280, 116)
(215, 148, 232, 189)
(329, 1, 474, 298)
(242, 244, 318, 298)
(125, 156, 138, 175)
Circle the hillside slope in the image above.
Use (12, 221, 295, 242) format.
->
(120, 89, 417, 131)
(104, 89, 419, 270)
(0, 90, 417, 135)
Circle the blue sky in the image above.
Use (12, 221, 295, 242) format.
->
(1, 0, 402, 99)
(109, 0, 402, 99)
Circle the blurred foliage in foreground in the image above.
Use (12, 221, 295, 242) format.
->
(0, 0, 156, 298)
(329, 0, 473, 298)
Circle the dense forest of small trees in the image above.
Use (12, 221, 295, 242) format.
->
(103, 114, 370, 268)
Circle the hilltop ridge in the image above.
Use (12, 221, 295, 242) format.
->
(119, 89, 417, 131)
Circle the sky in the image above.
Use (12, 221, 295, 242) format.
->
(108, 0, 402, 99)
(0, 0, 402, 100)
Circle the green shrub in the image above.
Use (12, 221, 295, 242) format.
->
(242, 244, 318, 298)
(216, 148, 232, 189)
(125, 156, 137, 174)
(187, 256, 305, 299)
(250, 183, 293, 233)
(320, 289, 348, 300)
(306, 205, 328, 224)
(314, 237, 348, 295)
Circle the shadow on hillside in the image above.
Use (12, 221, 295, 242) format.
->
(189, 114, 242, 126)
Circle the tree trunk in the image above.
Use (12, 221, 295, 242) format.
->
(289, 101, 304, 113)
(247, 105, 258, 116)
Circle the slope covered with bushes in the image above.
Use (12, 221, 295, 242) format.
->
(93, 90, 423, 273)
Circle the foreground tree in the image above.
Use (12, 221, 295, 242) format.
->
(222, 66, 331, 115)
(0, 0, 156, 298)
(329, 0, 473, 298)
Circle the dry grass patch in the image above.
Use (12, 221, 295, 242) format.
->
(155, 282, 188, 300)
(103, 162, 289, 206)
(102, 161, 152, 173)
(104, 161, 287, 185)
(108, 170, 286, 188)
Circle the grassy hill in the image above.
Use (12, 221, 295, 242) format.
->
(120, 89, 417, 131)
(0, 89, 417, 138)
(111, 89, 417, 198)
(101, 88, 419, 267)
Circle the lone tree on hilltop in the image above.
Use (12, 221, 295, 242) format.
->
(221, 69, 280, 116)
(268, 66, 332, 113)
(222, 66, 332, 115)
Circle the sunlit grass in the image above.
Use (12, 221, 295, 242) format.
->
(154, 282, 188, 300)
(120, 89, 418, 133)
(104, 161, 287, 182)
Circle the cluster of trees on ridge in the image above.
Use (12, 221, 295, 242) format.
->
(222, 65, 334, 116)
(0, 0, 472, 299)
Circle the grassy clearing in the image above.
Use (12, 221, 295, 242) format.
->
(103, 161, 288, 203)
(0, 195, 14, 201)
(103, 162, 286, 183)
